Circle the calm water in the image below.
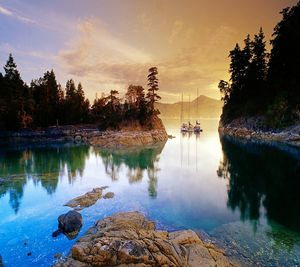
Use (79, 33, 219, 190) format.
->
(1, 119, 300, 266)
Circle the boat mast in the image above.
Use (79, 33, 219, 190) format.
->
(180, 92, 183, 124)
(196, 88, 199, 119)
(188, 94, 190, 122)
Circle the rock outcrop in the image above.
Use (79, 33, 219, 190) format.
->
(53, 210, 83, 240)
(219, 118, 300, 148)
(64, 187, 109, 211)
(56, 212, 239, 267)
(88, 116, 168, 148)
(0, 116, 168, 148)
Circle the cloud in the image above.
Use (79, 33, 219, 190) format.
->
(59, 18, 152, 98)
(59, 17, 236, 102)
(0, 4, 35, 24)
(169, 20, 184, 44)
(0, 43, 55, 60)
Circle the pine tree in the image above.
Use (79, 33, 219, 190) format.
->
(31, 70, 59, 126)
(65, 79, 76, 100)
(267, 2, 300, 123)
(3, 54, 31, 128)
(146, 67, 161, 114)
(242, 28, 267, 114)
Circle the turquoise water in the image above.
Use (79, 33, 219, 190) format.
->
(0, 119, 300, 266)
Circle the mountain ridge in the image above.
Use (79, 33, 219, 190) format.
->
(156, 95, 222, 118)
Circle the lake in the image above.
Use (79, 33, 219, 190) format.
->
(0, 119, 300, 266)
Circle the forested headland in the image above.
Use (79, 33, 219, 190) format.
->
(0, 56, 161, 130)
(219, 1, 300, 129)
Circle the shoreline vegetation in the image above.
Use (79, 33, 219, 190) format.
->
(0, 60, 168, 147)
(218, 2, 300, 145)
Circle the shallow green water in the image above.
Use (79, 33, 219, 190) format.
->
(0, 119, 300, 266)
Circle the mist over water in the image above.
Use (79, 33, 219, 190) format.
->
(0, 118, 300, 266)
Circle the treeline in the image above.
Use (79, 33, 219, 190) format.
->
(0, 55, 161, 130)
(219, 2, 300, 127)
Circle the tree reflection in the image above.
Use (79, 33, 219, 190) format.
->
(218, 136, 300, 233)
(94, 143, 165, 198)
(0, 145, 90, 212)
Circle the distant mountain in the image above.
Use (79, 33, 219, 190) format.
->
(155, 95, 222, 118)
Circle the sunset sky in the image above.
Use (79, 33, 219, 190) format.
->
(0, 0, 298, 103)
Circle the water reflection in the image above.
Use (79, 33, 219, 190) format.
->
(0, 143, 166, 213)
(94, 143, 165, 198)
(0, 145, 90, 213)
(218, 136, 300, 232)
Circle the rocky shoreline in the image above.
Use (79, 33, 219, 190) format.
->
(219, 118, 300, 148)
(0, 117, 168, 149)
(56, 211, 240, 267)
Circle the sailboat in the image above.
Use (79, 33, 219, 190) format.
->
(180, 93, 194, 132)
(193, 89, 203, 133)
(180, 93, 187, 132)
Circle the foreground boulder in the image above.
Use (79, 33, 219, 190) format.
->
(56, 212, 239, 267)
(53, 210, 83, 240)
(64, 187, 108, 211)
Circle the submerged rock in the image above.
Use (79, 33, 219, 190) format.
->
(54, 253, 63, 260)
(103, 192, 114, 199)
(64, 187, 106, 210)
(56, 211, 239, 267)
(0, 255, 4, 267)
(53, 210, 83, 240)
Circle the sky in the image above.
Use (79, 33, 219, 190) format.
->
(0, 0, 298, 103)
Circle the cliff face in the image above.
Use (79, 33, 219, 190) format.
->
(0, 116, 168, 148)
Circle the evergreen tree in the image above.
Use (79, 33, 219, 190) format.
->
(137, 87, 148, 124)
(0, 53, 163, 129)
(2, 54, 32, 129)
(0, 72, 5, 128)
(64, 79, 77, 124)
(244, 28, 267, 114)
(220, 1, 300, 127)
(31, 70, 59, 126)
(146, 67, 161, 114)
(91, 95, 108, 123)
(268, 2, 300, 122)
(65, 79, 76, 100)
(73, 83, 89, 123)
(125, 85, 146, 120)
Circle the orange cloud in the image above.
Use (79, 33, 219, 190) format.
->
(59, 18, 236, 102)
